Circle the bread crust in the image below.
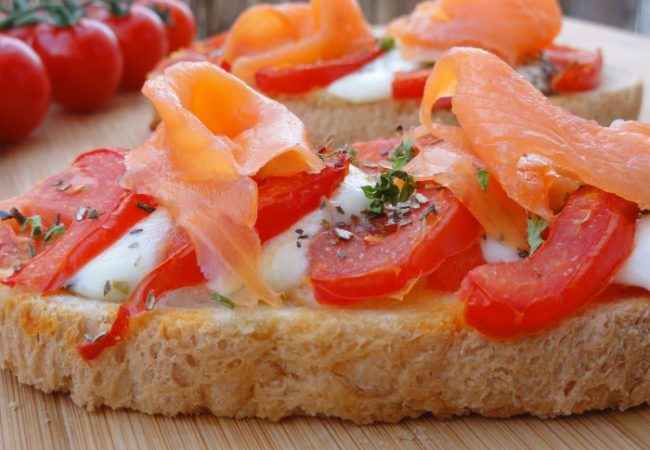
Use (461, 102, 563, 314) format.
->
(278, 65, 643, 145)
(1, 284, 649, 424)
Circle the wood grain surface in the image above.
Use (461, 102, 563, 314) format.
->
(0, 18, 649, 450)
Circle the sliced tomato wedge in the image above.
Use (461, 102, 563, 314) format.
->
(0, 148, 128, 228)
(543, 45, 603, 93)
(255, 45, 384, 95)
(426, 240, 485, 292)
(459, 187, 637, 339)
(1, 149, 159, 292)
(391, 67, 453, 109)
(77, 158, 349, 360)
(392, 68, 430, 100)
(309, 187, 483, 305)
(77, 241, 202, 361)
(4, 193, 157, 293)
(256, 157, 349, 241)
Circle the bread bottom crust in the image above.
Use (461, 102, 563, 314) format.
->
(1, 285, 649, 424)
(280, 66, 643, 146)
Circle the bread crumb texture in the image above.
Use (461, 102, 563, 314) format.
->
(278, 72, 642, 146)
(0, 284, 649, 423)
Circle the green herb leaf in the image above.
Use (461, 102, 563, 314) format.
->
(211, 293, 235, 309)
(378, 36, 396, 52)
(527, 214, 548, 256)
(360, 139, 417, 217)
(44, 223, 65, 243)
(475, 169, 489, 193)
(20, 215, 43, 237)
(387, 139, 414, 169)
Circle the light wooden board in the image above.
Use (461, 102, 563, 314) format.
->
(0, 18, 649, 450)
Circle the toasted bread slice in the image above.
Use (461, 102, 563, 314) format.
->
(1, 283, 649, 424)
(279, 65, 643, 145)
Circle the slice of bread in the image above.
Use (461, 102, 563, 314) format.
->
(279, 65, 643, 146)
(1, 283, 649, 423)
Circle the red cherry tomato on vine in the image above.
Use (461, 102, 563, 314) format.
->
(92, 4, 168, 89)
(0, 35, 50, 142)
(137, 0, 196, 53)
(32, 19, 123, 112)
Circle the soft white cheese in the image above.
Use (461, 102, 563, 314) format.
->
(481, 237, 522, 263)
(615, 216, 650, 290)
(71, 167, 373, 301)
(259, 165, 372, 292)
(325, 50, 418, 103)
(69, 209, 175, 302)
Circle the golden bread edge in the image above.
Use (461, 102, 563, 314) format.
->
(1, 284, 649, 423)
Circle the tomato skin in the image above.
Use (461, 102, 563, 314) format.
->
(256, 158, 349, 241)
(1, 149, 157, 293)
(137, 0, 196, 53)
(92, 4, 168, 89)
(0, 24, 38, 45)
(255, 46, 384, 95)
(391, 68, 430, 100)
(459, 187, 638, 339)
(309, 187, 483, 305)
(426, 240, 485, 292)
(0, 36, 50, 142)
(544, 45, 602, 93)
(32, 20, 123, 112)
(77, 239, 202, 361)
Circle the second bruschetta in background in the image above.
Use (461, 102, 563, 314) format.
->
(152, 0, 642, 144)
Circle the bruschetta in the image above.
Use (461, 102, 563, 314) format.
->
(1, 49, 650, 423)
(153, 0, 643, 145)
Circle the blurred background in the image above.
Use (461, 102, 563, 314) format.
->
(189, 0, 650, 37)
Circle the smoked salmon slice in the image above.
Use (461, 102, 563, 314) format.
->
(223, 0, 376, 85)
(388, 0, 562, 65)
(419, 47, 650, 221)
(122, 62, 322, 306)
(404, 132, 528, 249)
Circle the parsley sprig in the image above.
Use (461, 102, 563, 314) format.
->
(362, 139, 417, 216)
(527, 214, 548, 256)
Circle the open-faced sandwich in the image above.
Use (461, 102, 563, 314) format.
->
(154, 0, 643, 144)
(1, 47, 650, 424)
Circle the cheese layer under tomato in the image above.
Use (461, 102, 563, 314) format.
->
(122, 62, 322, 306)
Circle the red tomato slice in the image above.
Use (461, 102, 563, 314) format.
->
(77, 241, 202, 361)
(4, 192, 157, 293)
(426, 240, 485, 292)
(459, 187, 637, 339)
(543, 45, 603, 93)
(1, 149, 159, 293)
(77, 158, 349, 360)
(309, 187, 483, 305)
(350, 137, 402, 174)
(392, 68, 430, 100)
(0, 148, 128, 227)
(256, 157, 349, 241)
(255, 45, 384, 95)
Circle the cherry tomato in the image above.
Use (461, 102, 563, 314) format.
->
(255, 46, 385, 94)
(459, 187, 638, 339)
(92, 4, 168, 89)
(138, 0, 196, 53)
(0, 24, 37, 45)
(0, 36, 50, 142)
(308, 187, 483, 305)
(32, 19, 123, 111)
(544, 45, 602, 93)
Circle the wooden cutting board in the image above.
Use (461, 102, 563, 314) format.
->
(0, 18, 649, 450)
